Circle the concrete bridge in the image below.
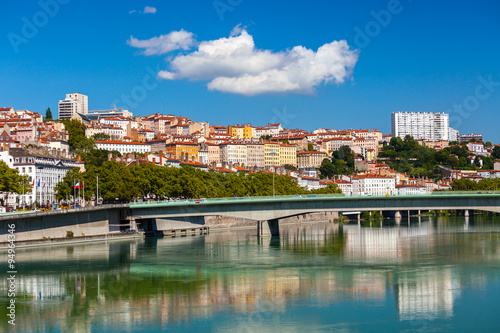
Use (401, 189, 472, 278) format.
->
(129, 192, 500, 236)
(1, 192, 499, 243)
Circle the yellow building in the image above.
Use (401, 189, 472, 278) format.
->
(243, 125, 256, 139)
(366, 148, 376, 162)
(165, 142, 199, 162)
(228, 125, 244, 139)
(264, 142, 280, 166)
(279, 144, 297, 167)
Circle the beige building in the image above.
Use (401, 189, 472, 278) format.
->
(198, 142, 220, 165)
(297, 151, 327, 168)
(220, 143, 247, 166)
(323, 138, 354, 153)
(246, 143, 265, 168)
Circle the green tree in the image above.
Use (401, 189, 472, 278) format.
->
(474, 156, 482, 168)
(450, 178, 478, 191)
(61, 119, 95, 153)
(45, 107, 53, 121)
(492, 146, 500, 159)
(311, 183, 342, 194)
(307, 143, 314, 151)
(318, 158, 337, 178)
(91, 133, 111, 141)
(0, 161, 33, 206)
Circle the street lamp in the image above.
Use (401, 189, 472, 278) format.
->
(96, 171, 100, 206)
(270, 150, 278, 197)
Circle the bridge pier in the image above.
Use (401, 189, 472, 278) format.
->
(257, 219, 280, 237)
(464, 210, 469, 217)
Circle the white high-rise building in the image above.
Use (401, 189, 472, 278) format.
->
(58, 93, 88, 119)
(391, 111, 449, 141)
(448, 127, 459, 142)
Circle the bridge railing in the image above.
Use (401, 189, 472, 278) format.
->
(130, 194, 346, 207)
(430, 190, 500, 195)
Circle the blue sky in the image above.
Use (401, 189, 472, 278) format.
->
(1, 0, 499, 141)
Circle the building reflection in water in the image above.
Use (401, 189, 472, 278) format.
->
(1, 216, 500, 332)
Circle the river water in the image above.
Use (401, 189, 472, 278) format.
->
(2, 215, 500, 332)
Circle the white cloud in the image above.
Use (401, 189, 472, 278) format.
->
(128, 10, 136, 14)
(144, 6, 157, 14)
(145, 27, 359, 95)
(127, 30, 196, 56)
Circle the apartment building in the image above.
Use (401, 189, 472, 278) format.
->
(246, 143, 265, 168)
(279, 144, 297, 167)
(165, 142, 199, 162)
(297, 151, 327, 168)
(220, 143, 247, 166)
(351, 174, 396, 196)
(264, 142, 280, 166)
(94, 140, 151, 154)
(391, 111, 449, 141)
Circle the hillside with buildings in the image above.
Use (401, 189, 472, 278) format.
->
(1, 94, 500, 208)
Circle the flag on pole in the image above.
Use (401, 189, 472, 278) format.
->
(75, 181, 80, 189)
(37, 179, 40, 187)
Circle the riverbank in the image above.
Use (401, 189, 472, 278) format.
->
(0, 232, 142, 250)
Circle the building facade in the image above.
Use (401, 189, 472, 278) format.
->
(58, 93, 88, 119)
(246, 143, 265, 168)
(220, 143, 247, 166)
(94, 141, 151, 154)
(279, 144, 297, 167)
(391, 112, 449, 141)
(297, 151, 327, 169)
(0, 147, 79, 207)
(351, 174, 396, 196)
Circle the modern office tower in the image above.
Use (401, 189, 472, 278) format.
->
(58, 93, 88, 119)
(391, 111, 449, 141)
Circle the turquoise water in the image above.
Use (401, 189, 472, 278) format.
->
(2, 215, 500, 332)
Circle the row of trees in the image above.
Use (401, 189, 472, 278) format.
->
(55, 162, 341, 202)
(379, 136, 497, 178)
(450, 178, 500, 191)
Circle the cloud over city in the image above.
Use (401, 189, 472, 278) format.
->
(127, 30, 196, 56)
(143, 6, 157, 14)
(129, 26, 359, 96)
(129, 6, 157, 15)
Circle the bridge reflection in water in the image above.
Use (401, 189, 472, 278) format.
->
(1, 215, 500, 332)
